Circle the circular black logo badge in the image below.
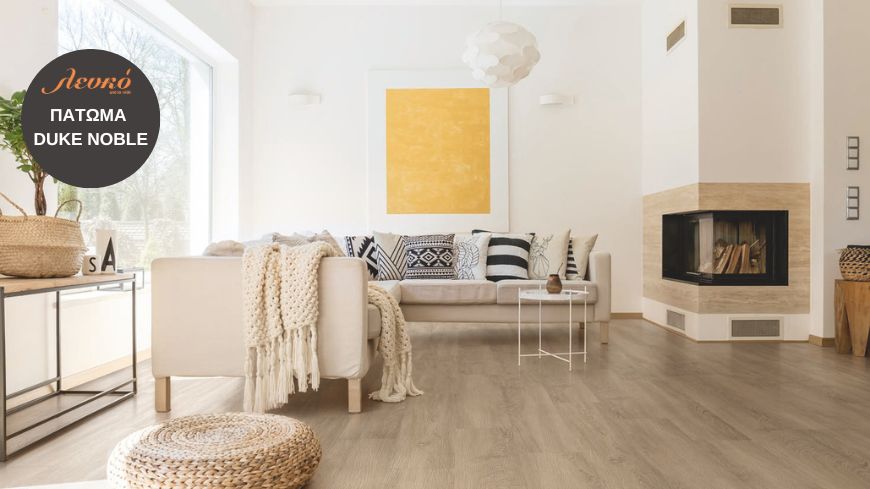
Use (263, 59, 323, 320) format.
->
(22, 49, 160, 188)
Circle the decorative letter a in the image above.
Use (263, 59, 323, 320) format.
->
(101, 238, 116, 273)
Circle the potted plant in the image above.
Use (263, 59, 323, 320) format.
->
(0, 90, 53, 216)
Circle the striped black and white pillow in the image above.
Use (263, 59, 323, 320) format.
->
(566, 234, 598, 279)
(566, 240, 578, 277)
(474, 230, 533, 281)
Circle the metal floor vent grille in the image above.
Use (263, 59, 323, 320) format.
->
(666, 310, 686, 331)
(731, 318, 781, 338)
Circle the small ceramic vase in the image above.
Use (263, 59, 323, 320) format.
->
(546, 274, 563, 294)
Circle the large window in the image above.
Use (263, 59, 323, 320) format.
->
(58, 0, 212, 269)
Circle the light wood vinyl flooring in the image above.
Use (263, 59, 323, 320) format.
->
(2, 319, 870, 489)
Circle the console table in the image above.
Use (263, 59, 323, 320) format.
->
(0, 273, 137, 460)
(834, 280, 870, 356)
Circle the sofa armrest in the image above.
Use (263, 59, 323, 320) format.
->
(151, 256, 371, 380)
(588, 251, 611, 322)
(316, 257, 371, 379)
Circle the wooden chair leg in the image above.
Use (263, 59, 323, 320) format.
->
(600, 321, 610, 344)
(347, 378, 362, 414)
(155, 376, 171, 413)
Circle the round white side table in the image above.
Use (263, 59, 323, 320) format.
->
(517, 287, 588, 371)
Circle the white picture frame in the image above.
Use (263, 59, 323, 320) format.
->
(367, 70, 509, 234)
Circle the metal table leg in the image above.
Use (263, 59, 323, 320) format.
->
(1, 286, 7, 462)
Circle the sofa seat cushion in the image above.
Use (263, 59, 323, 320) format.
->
(400, 280, 496, 305)
(372, 280, 402, 303)
(496, 280, 598, 305)
(366, 305, 383, 339)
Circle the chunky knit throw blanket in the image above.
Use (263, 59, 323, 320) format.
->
(242, 241, 421, 413)
(367, 283, 423, 402)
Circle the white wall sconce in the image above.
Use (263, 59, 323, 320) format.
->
(539, 94, 574, 106)
(288, 93, 321, 107)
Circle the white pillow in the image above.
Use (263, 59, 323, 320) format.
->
(566, 234, 598, 279)
(528, 229, 571, 279)
(453, 232, 490, 280)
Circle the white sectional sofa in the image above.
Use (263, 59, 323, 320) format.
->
(151, 251, 610, 413)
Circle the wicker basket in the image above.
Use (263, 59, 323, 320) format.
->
(0, 192, 86, 278)
(839, 245, 870, 282)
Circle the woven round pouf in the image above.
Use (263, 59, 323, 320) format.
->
(107, 413, 321, 489)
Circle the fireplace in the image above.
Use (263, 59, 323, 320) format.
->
(662, 210, 788, 286)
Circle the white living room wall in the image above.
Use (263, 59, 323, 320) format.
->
(698, 0, 819, 184)
(640, 0, 699, 195)
(822, 0, 870, 338)
(248, 2, 643, 313)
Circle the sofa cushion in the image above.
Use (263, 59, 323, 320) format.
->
(404, 234, 456, 280)
(496, 280, 598, 305)
(400, 279, 496, 305)
(454, 232, 490, 280)
(374, 231, 406, 280)
(474, 231, 534, 281)
(342, 235, 378, 279)
(528, 229, 571, 279)
(366, 305, 383, 339)
(372, 280, 402, 303)
(566, 234, 598, 279)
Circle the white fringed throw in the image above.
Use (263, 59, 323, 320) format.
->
(242, 241, 421, 413)
(367, 283, 423, 402)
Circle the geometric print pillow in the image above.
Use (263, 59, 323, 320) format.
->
(374, 231, 406, 281)
(343, 235, 379, 280)
(404, 234, 456, 280)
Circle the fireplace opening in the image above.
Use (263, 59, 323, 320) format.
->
(662, 210, 788, 286)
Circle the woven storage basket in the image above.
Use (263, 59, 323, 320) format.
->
(0, 192, 86, 278)
(839, 245, 870, 282)
(107, 413, 322, 489)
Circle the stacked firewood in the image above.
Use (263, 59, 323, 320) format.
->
(713, 239, 765, 274)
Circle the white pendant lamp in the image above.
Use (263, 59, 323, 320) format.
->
(462, 4, 540, 88)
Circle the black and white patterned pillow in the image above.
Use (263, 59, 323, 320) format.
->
(374, 231, 406, 281)
(343, 235, 378, 280)
(473, 230, 533, 281)
(404, 234, 456, 280)
(566, 234, 598, 279)
(566, 239, 578, 277)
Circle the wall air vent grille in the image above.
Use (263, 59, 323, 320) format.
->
(731, 318, 781, 338)
(730, 5, 782, 27)
(666, 20, 686, 52)
(666, 310, 686, 331)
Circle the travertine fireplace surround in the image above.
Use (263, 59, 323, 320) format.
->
(643, 183, 810, 341)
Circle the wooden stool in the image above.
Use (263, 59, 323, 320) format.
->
(835, 280, 870, 356)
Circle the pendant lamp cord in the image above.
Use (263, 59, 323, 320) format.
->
(499, 0, 503, 20)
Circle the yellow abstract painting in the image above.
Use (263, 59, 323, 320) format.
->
(386, 88, 490, 214)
